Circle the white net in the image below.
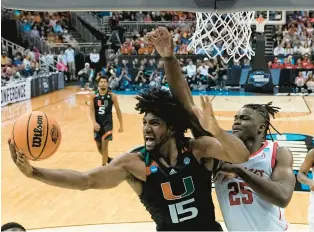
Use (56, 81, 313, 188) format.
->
(188, 11, 256, 63)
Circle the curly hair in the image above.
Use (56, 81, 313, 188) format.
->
(243, 102, 281, 140)
(1, 222, 26, 231)
(135, 87, 190, 145)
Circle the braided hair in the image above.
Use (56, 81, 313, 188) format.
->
(242, 102, 281, 141)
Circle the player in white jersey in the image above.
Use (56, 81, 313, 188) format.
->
(297, 148, 314, 231)
(144, 27, 294, 230)
(212, 103, 295, 231)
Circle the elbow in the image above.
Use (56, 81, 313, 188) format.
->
(277, 191, 293, 208)
(277, 196, 291, 208)
(79, 174, 92, 191)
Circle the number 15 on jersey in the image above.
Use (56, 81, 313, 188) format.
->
(168, 198, 199, 223)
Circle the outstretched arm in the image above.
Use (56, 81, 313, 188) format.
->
(297, 149, 314, 190)
(9, 139, 139, 190)
(164, 56, 195, 111)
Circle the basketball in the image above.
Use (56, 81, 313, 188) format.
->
(12, 111, 62, 161)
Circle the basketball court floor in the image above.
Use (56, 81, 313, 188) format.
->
(1, 86, 313, 231)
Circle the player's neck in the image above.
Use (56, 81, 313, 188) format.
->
(244, 138, 264, 155)
(158, 138, 178, 167)
(98, 89, 108, 95)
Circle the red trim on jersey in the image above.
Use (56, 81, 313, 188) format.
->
(284, 223, 288, 231)
(271, 142, 278, 169)
(279, 206, 289, 231)
(249, 141, 268, 158)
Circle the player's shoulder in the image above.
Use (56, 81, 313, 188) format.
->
(274, 144, 293, 166)
(275, 144, 292, 157)
(116, 151, 144, 168)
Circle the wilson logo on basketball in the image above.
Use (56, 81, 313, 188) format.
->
(50, 125, 59, 144)
(32, 115, 43, 147)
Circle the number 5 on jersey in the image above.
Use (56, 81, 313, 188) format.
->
(98, 106, 105, 115)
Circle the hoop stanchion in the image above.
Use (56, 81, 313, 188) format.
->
(188, 11, 256, 63)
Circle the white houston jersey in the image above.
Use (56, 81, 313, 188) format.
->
(309, 164, 314, 223)
(215, 141, 288, 231)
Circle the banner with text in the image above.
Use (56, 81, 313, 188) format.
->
(1, 80, 31, 107)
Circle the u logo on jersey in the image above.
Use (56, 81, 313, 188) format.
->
(161, 176, 195, 201)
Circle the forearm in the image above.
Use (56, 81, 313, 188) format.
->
(235, 168, 289, 207)
(297, 172, 313, 186)
(31, 167, 89, 190)
(90, 109, 97, 124)
(214, 129, 249, 163)
(116, 110, 123, 128)
(164, 56, 194, 111)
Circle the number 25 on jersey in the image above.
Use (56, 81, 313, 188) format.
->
(228, 182, 254, 206)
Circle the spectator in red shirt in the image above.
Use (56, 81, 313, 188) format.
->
(271, 57, 283, 68)
(302, 55, 313, 69)
(283, 57, 295, 69)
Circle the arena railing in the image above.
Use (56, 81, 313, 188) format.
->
(2, 35, 58, 73)
(46, 42, 101, 54)
(1, 37, 25, 56)
(72, 12, 103, 30)
(114, 21, 195, 35)
(70, 12, 99, 43)
(72, 11, 195, 35)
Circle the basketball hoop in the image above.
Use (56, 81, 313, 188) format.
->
(188, 11, 256, 63)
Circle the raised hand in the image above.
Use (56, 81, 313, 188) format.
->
(8, 138, 34, 177)
(192, 95, 222, 137)
(144, 27, 174, 58)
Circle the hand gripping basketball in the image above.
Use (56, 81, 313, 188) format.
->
(144, 27, 174, 58)
(8, 138, 34, 177)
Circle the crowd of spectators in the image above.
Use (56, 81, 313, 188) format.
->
(2, 9, 314, 94)
(295, 71, 314, 93)
(1, 44, 78, 85)
(268, 54, 314, 69)
(1, 46, 41, 85)
(2, 8, 77, 47)
(118, 26, 196, 56)
(272, 11, 314, 57)
(78, 56, 252, 92)
(95, 11, 196, 22)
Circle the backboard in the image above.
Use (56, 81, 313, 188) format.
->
(2, 0, 314, 12)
